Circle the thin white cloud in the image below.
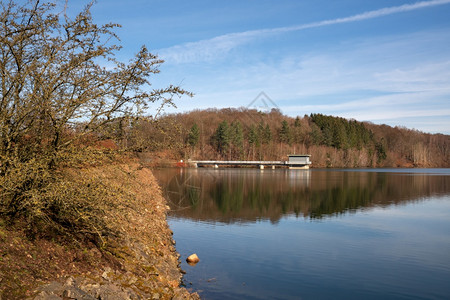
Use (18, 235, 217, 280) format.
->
(159, 0, 450, 64)
(178, 32, 450, 102)
(284, 91, 450, 115)
(280, 90, 450, 134)
(343, 109, 450, 121)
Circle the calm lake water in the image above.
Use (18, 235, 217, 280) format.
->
(153, 168, 450, 300)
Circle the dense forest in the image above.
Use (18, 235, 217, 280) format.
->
(101, 108, 449, 168)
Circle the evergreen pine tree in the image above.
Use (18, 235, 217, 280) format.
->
(187, 123, 200, 147)
(211, 121, 231, 157)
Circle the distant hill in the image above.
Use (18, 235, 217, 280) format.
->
(107, 108, 449, 168)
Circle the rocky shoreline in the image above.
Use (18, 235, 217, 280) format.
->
(0, 164, 199, 299)
(33, 165, 199, 300)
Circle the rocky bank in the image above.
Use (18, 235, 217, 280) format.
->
(0, 164, 199, 300)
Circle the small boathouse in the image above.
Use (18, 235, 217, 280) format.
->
(287, 154, 311, 169)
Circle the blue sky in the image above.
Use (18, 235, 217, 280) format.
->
(84, 0, 450, 134)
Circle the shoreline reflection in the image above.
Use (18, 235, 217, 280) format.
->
(154, 168, 450, 223)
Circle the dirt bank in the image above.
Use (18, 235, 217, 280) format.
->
(0, 163, 199, 299)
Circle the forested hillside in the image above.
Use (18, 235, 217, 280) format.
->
(103, 108, 449, 168)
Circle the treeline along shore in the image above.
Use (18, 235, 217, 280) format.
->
(104, 108, 449, 168)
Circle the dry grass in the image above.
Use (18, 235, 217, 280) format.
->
(0, 162, 198, 299)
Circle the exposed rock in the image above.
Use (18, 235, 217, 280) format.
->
(186, 254, 200, 265)
(33, 277, 97, 300)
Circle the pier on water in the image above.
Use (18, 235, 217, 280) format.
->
(188, 154, 311, 170)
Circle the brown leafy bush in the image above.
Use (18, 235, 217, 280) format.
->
(0, 152, 133, 245)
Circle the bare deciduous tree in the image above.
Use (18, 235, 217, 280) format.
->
(0, 0, 191, 171)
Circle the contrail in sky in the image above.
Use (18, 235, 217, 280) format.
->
(161, 0, 450, 63)
(280, 0, 450, 32)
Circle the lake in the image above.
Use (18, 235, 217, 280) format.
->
(153, 168, 450, 299)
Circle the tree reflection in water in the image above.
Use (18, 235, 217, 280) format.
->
(154, 168, 450, 223)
